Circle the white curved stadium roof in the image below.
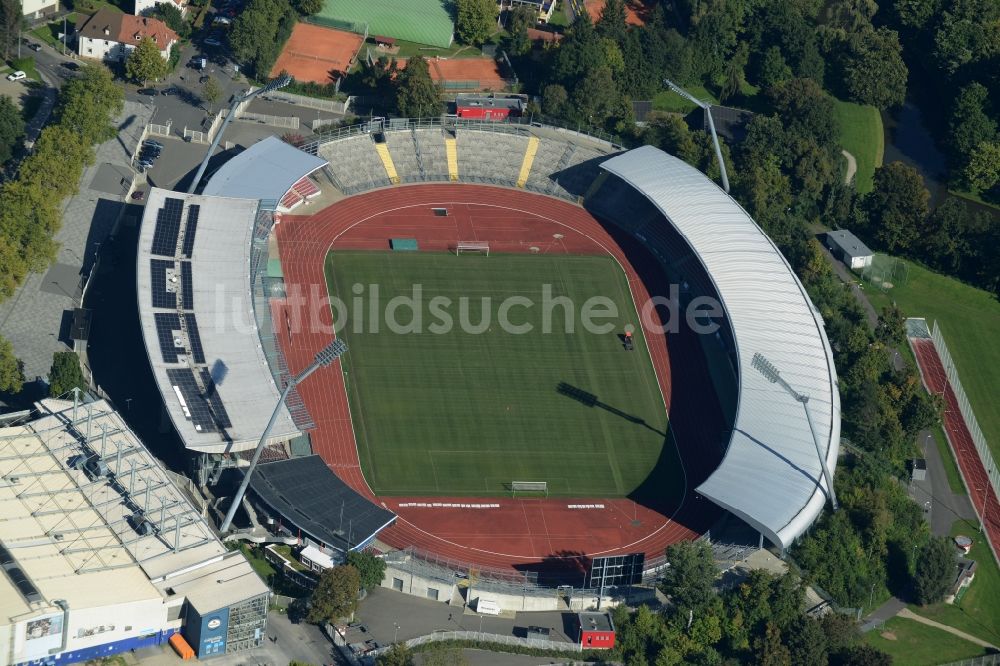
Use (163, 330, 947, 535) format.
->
(136, 188, 298, 453)
(202, 135, 327, 201)
(601, 145, 841, 549)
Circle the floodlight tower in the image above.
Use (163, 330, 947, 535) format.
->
(187, 74, 293, 195)
(220, 339, 348, 533)
(751, 352, 838, 511)
(662, 78, 730, 193)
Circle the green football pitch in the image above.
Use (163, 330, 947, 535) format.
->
(326, 251, 683, 498)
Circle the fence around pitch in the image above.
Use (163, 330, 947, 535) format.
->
(930, 321, 1000, 525)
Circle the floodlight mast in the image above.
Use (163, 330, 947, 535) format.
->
(662, 78, 730, 193)
(187, 74, 293, 195)
(219, 339, 347, 533)
(751, 352, 839, 511)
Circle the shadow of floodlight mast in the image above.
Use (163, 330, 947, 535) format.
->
(556, 382, 666, 437)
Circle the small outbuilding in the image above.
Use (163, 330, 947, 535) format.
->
(577, 612, 615, 649)
(826, 229, 874, 270)
(454, 95, 523, 120)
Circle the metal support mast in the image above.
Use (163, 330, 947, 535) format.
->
(663, 78, 730, 193)
(751, 353, 838, 510)
(187, 74, 293, 195)
(219, 339, 348, 532)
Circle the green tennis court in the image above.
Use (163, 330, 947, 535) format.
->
(326, 251, 681, 498)
(311, 0, 454, 48)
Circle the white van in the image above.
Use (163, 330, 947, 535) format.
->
(476, 597, 501, 616)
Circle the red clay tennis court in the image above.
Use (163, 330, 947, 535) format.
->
(428, 57, 507, 91)
(584, 0, 656, 25)
(270, 23, 364, 84)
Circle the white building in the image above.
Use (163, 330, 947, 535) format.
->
(21, 0, 58, 19)
(826, 229, 874, 270)
(0, 398, 269, 665)
(76, 9, 178, 63)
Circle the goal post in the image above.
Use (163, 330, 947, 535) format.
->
(510, 481, 547, 497)
(456, 241, 490, 256)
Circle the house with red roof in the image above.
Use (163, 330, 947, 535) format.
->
(77, 8, 180, 63)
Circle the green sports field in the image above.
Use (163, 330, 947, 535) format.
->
(326, 251, 681, 498)
(310, 0, 454, 49)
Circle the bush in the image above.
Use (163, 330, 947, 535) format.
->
(48, 351, 86, 397)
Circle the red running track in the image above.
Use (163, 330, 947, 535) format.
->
(912, 338, 1000, 562)
(273, 185, 713, 571)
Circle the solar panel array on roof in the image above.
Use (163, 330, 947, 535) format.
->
(151, 259, 177, 309)
(154, 313, 183, 363)
(166, 368, 220, 433)
(151, 198, 184, 257)
(180, 261, 194, 310)
(0, 544, 42, 604)
(198, 368, 232, 429)
(186, 314, 206, 364)
(182, 204, 201, 257)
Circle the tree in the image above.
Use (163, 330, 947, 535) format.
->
(948, 83, 997, 168)
(542, 83, 568, 117)
(757, 45, 792, 90)
(864, 161, 930, 253)
(0, 95, 24, 165)
(595, 0, 627, 43)
(152, 2, 190, 38)
(768, 78, 838, 148)
(58, 64, 124, 145)
(504, 5, 535, 56)
(842, 27, 908, 109)
(659, 540, 717, 615)
(125, 36, 168, 86)
(755, 622, 791, 666)
(841, 644, 893, 665)
(0, 0, 21, 61)
(347, 550, 386, 590)
(720, 42, 748, 103)
(202, 76, 222, 112)
(570, 65, 619, 124)
(376, 644, 414, 666)
(396, 56, 441, 118)
(307, 564, 360, 624)
(0, 336, 24, 394)
(293, 0, 322, 15)
(964, 141, 1000, 190)
(455, 0, 495, 46)
(229, 0, 298, 77)
(913, 536, 955, 604)
(785, 616, 827, 666)
(48, 351, 86, 397)
(932, 0, 1000, 76)
(876, 304, 906, 347)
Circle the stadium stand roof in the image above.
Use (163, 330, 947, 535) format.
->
(600, 146, 841, 549)
(0, 398, 267, 624)
(137, 188, 298, 453)
(248, 456, 396, 554)
(202, 136, 327, 202)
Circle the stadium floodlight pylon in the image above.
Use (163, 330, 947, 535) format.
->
(662, 78, 729, 193)
(751, 352, 838, 511)
(220, 339, 348, 533)
(187, 74, 294, 195)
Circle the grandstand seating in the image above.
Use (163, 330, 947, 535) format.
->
(455, 130, 529, 187)
(311, 125, 620, 201)
(279, 176, 322, 212)
(319, 136, 392, 194)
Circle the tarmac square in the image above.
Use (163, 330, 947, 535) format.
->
(270, 23, 364, 84)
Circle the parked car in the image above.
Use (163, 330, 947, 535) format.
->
(6, 71, 26, 82)
(60, 61, 79, 71)
(137, 159, 155, 169)
(212, 16, 231, 25)
(188, 56, 207, 69)
(204, 36, 222, 46)
(138, 87, 157, 96)
(28, 43, 42, 51)
(140, 149, 161, 160)
(131, 190, 145, 201)
(199, 75, 210, 84)
(161, 87, 179, 96)
(143, 139, 163, 149)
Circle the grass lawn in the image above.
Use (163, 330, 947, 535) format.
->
(652, 84, 717, 114)
(905, 519, 1000, 644)
(326, 251, 679, 498)
(30, 14, 80, 49)
(833, 98, 883, 195)
(548, 3, 570, 26)
(948, 188, 1000, 212)
(863, 258, 1000, 464)
(864, 616, 988, 665)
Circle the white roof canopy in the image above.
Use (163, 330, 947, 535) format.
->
(600, 146, 841, 549)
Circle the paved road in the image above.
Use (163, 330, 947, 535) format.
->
(348, 587, 575, 647)
(909, 429, 977, 536)
(817, 242, 879, 329)
(860, 597, 908, 633)
(897, 608, 997, 649)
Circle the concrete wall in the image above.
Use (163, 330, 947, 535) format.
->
(382, 565, 456, 604)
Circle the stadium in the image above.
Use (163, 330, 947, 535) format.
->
(136, 119, 840, 597)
